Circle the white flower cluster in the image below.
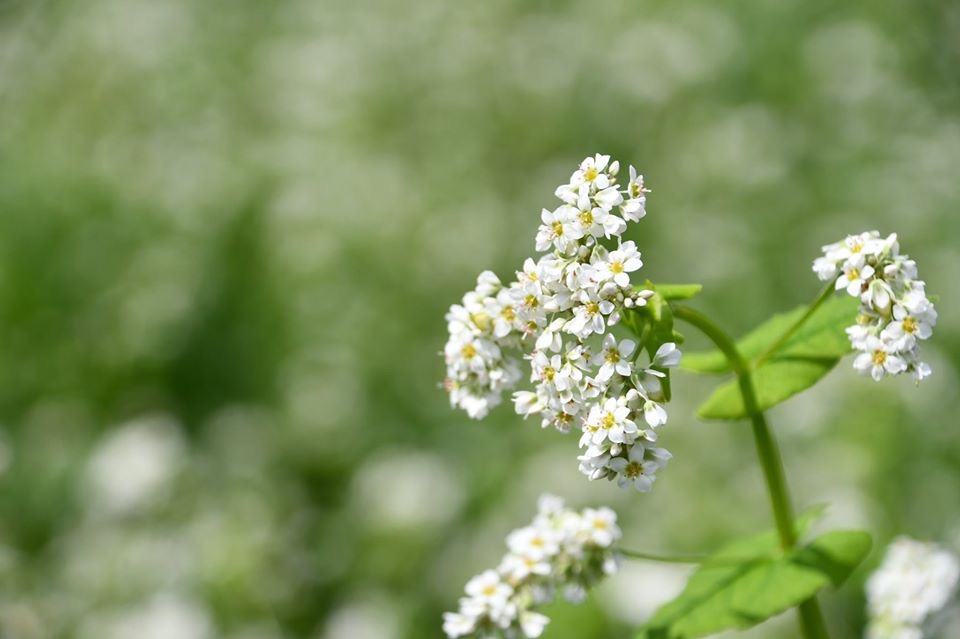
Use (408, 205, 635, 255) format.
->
(443, 155, 678, 489)
(443, 495, 621, 639)
(813, 231, 936, 382)
(865, 537, 959, 639)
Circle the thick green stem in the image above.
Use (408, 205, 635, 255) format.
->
(672, 304, 829, 639)
(798, 598, 831, 639)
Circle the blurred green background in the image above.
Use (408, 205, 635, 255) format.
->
(1, 0, 959, 637)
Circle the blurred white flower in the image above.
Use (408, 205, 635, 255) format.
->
(95, 593, 212, 639)
(443, 495, 621, 638)
(599, 561, 693, 624)
(323, 595, 400, 639)
(866, 537, 960, 639)
(85, 414, 184, 515)
(353, 449, 464, 530)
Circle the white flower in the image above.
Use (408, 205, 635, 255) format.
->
(507, 526, 561, 560)
(565, 298, 614, 339)
(853, 336, 907, 382)
(577, 445, 611, 480)
(535, 207, 584, 253)
(513, 390, 544, 418)
(621, 166, 648, 223)
(608, 445, 656, 492)
(476, 270, 503, 297)
(862, 277, 894, 311)
(579, 507, 621, 548)
(519, 611, 550, 638)
(465, 570, 513, 606)
(812, 255, 838, 280)
(836, 260, 875, 297)
(499, 553, 552, 582)
(594, 186, 625, 213)
(650, 342, 682, 371)
(443, 496, 622, 638)
(536, 494, 566, 518)
(442, 612, 477, 638)
(642, 397, 668, 429)
(593, 334, 635, 382)
(570, 154, 611, 190)
(583, 398, 638, 446)
(846, 322, 873, 350)
(594, 241, 642, 288)
(443, 154, 673, 487)
(570, 190, 619, 239)
(865, 537, 959, 639)
(882, 304, 936, 351)
(814, 231, 937, 383)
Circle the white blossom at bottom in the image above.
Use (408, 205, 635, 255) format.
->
(865, 536, 959, 639)
(442, 495, 622, 638)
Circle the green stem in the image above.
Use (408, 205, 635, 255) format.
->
(672, 304, 829, 639)
(753, 277, 838, 367)
(619, 548, 707, 564)
(798, 597, 831, 639)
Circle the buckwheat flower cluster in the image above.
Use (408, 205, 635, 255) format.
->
(865, 537, 959, 639)
(442, 495, 621, 639)
(442, 154, 678, 490)
(444, 271, 526, 419)
(813, 231, 936, 382)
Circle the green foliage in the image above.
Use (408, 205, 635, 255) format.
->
(638, 527, 872, 639)
(628, 282, 702, 401)
(679, 296, 859, 420)
(652, 283, 704, 302)
(697, 359, 838, 420)
(681, 296, 857, 374)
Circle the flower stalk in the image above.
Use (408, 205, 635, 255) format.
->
(670, 304, 829, 639)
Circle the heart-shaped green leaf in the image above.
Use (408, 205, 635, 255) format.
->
(637, 529, 871, 639)
(681, 296, 857, 374)
(697, 358, 840, 420)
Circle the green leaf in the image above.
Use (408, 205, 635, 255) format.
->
(697, 358, 840, 420)
(680, 296, 857, 374)
(626, 284, 698, 403)
(638, 529, 871, 639)
(653, 283, 704, 301)
(679, 295, 859, 419)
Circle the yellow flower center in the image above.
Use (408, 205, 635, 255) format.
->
(501, 306, 516, 321)
(601, 413, 616, 430)
(579, 210, 593, 225)
(902, 317, 917, 334)
(586, 302, 600, 315)
(461, 344, 477, 359)
(552, 221, 564, 237)
(524, 294, 539, 309)
(872, 350, 887, 366)
(482, 584, 497, 596)
(625, 461, 643, 479)
(543, 367, 555, 381)
(583, 167, 599, 181)
(593, 519, 608, 530)
(610, 260, 624, 274)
